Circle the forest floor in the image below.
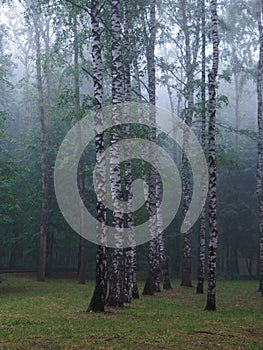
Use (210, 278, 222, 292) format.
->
(0, 274, 262, 349)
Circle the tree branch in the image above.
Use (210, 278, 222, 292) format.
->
(131, 74, 150, 94)
(82, 66, 94, 79)
(131, 88, 149, 103)
(64, 0, 91, 15)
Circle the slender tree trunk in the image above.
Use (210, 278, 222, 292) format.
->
(177, 66, 183, 117)
(88, 0, 107, 312)
(132, 56, 144, 300)
(32, 8, 49, 283)
(157, 83, 172, 290)
(142, 0, 161, 296)
(180, 0, 200, 288)
(256, 0, 263, 297)
(180, 0, 193, 288)
(134, 58, 143, 106)
(173, 70, 182, 279)
(158, 223, 172, 289)
(205, 0, 219, 311)
(122, 0, 139, 303)
(43, 17, 51, 127)
(107, 0, 125, 307)
(196, 0, 206, 295)
(156, 71, 173, 288)
(41, 16, 53, 278)
(72, 13, 88, 285)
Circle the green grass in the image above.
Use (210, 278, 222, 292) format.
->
(0, 275, 262, 349)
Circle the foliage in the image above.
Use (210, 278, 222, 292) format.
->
(0, 0, 260, 280)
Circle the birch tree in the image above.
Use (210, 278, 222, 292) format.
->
(88, 0, 107, 312)
(196, 0, 206, 295)
(205, 0, 219, 311)
(142, 0, 161, 296)
(179, 0, 200, 288)
(122, 0, 139, 302)
(106, 0, 125, 307)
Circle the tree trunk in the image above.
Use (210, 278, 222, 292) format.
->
(132, 56, 144, 300)
(205, 0, 219, 311)
(122, 0, 139, 303)
(71, 12, 88, 285)
(88, 0, 107, 312)
(43, 17, 51, 127)
(158, 228, 172, 290)
(180, 0, 200, 288)
(256, 0, 263, 297)
(107, 0, 125, 307)
(196, 0, 206, 295)
(32, 7, 49, 283)
(142, 0, 161, 296)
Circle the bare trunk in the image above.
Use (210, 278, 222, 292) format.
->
(107, 0, 125, 307)
(158, 226, 172, 290)
(32, 8, 49, 283)
(142, 0, 161, 296)
(122, 0, 139, 303)
(180, 0, 194, 288)
(196, 0, 206, 295)
(71, 13, 88, 285)
(88, 0, 107, 312)
(43, 17, 51, 127)
(205, 0, 219, 311)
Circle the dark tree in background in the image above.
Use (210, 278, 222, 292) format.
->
(29, 2, 49, 283)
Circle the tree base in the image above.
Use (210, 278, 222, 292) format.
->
(88, 286, 106, 312)
(205, 296, 216, 311)
(180, 281, 193, 287)
(142, 275, 155, 295)
(154, 282, 161, 292)
(163, 277, 172, 290)
(205, 303, 216, 311)
(106, 299, 124, 307)
(196, 279, 204, 294)
(132, 284, 140, 299)
(123, 295, 132, 303)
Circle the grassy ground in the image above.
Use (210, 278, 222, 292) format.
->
(0, 274, 262, 349)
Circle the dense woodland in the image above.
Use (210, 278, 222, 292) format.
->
(0, 0, 263, 312)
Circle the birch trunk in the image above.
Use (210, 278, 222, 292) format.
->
(122, 0, 139, 303)
(88, 0, 107, 312)
(205, 0, 219, 311)
(180, 0, 200, 288)
(142, 0, 161, 296)
(107, 0, 125, 307)
(180, 0, 193, 288)
(196, 0, 206, 295)
(132, 57, 144, 299)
